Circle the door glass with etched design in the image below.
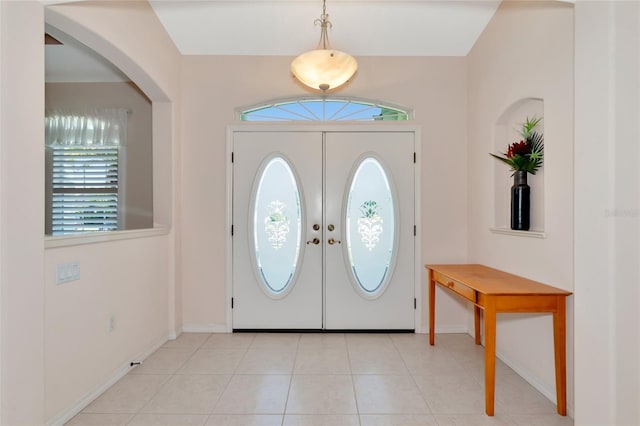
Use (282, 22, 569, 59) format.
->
(252, 157, 302, 295)
(345, 157, 396, 296)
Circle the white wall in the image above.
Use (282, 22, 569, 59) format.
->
(467, 0, 575, 412)
(0, 2, 46, 424)
(1, 1, 182, 424)
(180, 56, 470, 332)
(574, 1, 640, 425)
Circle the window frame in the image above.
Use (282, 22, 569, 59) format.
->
(237, 96, 412, 122)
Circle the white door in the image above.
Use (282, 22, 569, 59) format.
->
(232, 130, 414, 330)
(233, 132, 323, 329)
(324, 132, 415, 329)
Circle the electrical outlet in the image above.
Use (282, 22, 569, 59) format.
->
(56, 262, 80, 285)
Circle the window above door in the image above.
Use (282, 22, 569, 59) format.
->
(239, 97, 411, 122)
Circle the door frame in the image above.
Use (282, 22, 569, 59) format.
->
(225, 123, 423, 332)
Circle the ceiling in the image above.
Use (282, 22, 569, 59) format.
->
(45, 0, 504, 83)
(149, 0, 502, 57)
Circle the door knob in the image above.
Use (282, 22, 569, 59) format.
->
(306, 238, 320, 245)
(327, 238, 341, 245)
(327, 224, 335, 231)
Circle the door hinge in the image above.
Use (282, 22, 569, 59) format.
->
(231, 152, 234, 163)
(231, 297, 234, 309)
(413, 152, 416, 163)
(414, 225, 416, 236)
(231, 225, 234, 236)
(414, 298, 417, 309)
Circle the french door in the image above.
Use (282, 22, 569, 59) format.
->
(232, 130, 415, 330)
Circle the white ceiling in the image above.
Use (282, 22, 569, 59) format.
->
(45, 0, 503, 83)
(150, 0, 502, 57)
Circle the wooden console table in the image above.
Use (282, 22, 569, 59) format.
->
(427, 264, 572, 416)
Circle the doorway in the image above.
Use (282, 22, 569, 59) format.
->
(231, 129, 416, 330)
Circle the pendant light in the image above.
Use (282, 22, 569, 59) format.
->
(291, 0, 358, 91)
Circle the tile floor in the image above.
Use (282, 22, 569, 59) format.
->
(67, 333, 574, 426)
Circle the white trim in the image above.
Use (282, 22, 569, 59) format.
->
(429, 325, 470, 334)
(489, 227, 546, 238)
(45, 226, 170, 249)
(236, 96, 413, 122)
(413, 128, 423, 333)
(227, 123, 422, 331)
(226, 126, 234, 332)
(46, 331, 171, 426)
(181, 323, 232, 333)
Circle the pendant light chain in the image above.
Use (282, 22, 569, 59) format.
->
(315, 0, 332, 50)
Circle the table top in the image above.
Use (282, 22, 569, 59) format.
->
(426, 264, 572, 296)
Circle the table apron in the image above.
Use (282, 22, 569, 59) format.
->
(477, 294, 562, 312)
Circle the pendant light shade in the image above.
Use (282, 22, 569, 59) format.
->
(291, 0, 357, 91)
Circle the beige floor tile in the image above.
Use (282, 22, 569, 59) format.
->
(213, 374, 290, 414)
(236, 348, 296, 374)
(298, 333, 346, 349)
(283, 414, 360, 425)
(179, 349, 246, 374)
(286, 375, 357, 415)
(250, 333, 301, 350)
(348, 347, 409, 375)
(345, 334, 395, 350)
(354, 375, 430, 414)
(140, 374, 230, 414)
(202, 333, 256, 349)
(434, 333, 478, 349)
(73, 332, 568, 425)
(434, 414, 513, 426)
(205, 414, 283, 425)
(130, 348, 196, 375)
(494, 374, 558, 414)
(127, 413, 208, 425)
(359, 414, 438, 426)
(413, 373, 490, 414)
(64, 413, 133, 425)
(389, 333, 431, 352)
(294, 348, 351, 374)
(82, 374, 169, 413)
(452, 345, 515, 378)
(399, 348, 465, 376)
(506, 414, 574, 426)
(163, 333, 211, 350)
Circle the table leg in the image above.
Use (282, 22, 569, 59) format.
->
(553, 295, 568, 416)
(483, 298, 496, 416)
(428, 268, 435, 345)
(474, 305, 482, 345)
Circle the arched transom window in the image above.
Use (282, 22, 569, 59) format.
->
(239, 97, 411, 122)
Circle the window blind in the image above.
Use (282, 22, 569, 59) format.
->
(52, 146, 119, 235)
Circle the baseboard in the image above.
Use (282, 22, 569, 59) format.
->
(495, 349, 575, 418)
(181, 323, 231, 333)
(47, 331, 172, 426)
(432, 325, 469, 334)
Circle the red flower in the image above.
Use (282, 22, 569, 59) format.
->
(506, 140, 531, 158)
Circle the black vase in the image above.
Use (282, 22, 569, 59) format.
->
(511, 171, 530, 231)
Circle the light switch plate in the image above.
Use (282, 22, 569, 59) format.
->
(56, 262, 80, 284)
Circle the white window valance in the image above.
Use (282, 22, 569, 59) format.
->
(45, 108, 128, 147)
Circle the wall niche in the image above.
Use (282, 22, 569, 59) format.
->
(492, 98, 545, 235)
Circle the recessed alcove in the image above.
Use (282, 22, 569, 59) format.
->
(492, 98, 545, 235)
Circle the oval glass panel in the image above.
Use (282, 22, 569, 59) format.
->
(345, 157, 396, 294)
(252, 157, 302, 294)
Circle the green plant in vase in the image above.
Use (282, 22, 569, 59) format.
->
(490, 116, 544, 231)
